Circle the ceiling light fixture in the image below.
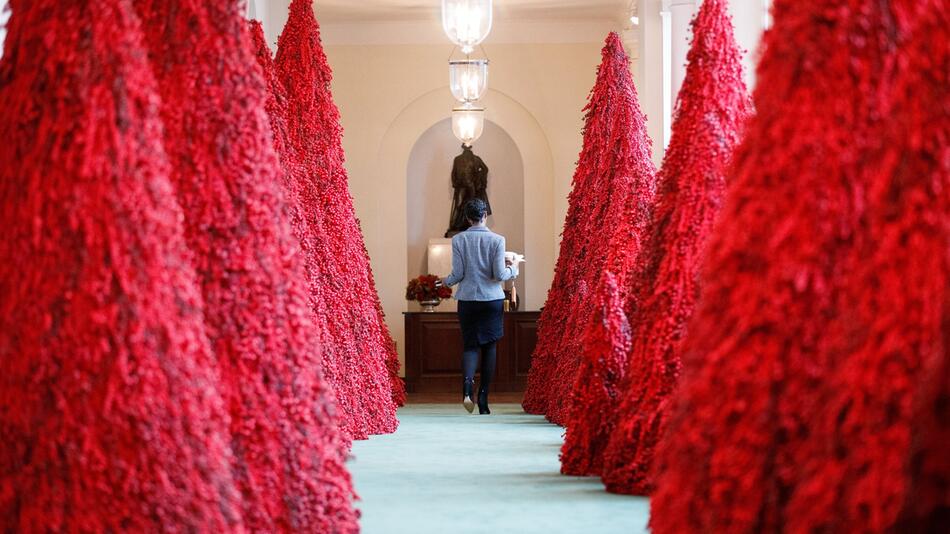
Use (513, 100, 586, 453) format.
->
(443, 0, 493, 146)
(449, 58, 489, 103)
(442, 0, 493, 55)
(451, 103, 486, 147)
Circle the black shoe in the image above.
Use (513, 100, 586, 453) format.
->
(463, 379, 475, 414)
(477, 389, 490, 415)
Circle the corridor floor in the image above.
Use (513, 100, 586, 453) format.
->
(349, 403, 650, 534)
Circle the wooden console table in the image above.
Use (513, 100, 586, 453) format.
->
(403, 311, 541, 393)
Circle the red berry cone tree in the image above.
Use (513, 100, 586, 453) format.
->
(275, 0, 405, 433)
(247, 20, 354, 436)
(133, 1, 358, 531)
(524, 32, 656, 423)
(600, 0, 750, 495)
(247, 19, 374, 439)
(249, 22, 291, 167)
(898, 311, 950, 532)
(780, 0, 949, 530)
(248, 20, 305, 233)
(896, 10, 950, 532)
(247, 20, 318, 299)
(649, 1, 945, 532)
(0, 0, 241, 530)
(560, 272, 633, 476)
(557, 145, 657, 471)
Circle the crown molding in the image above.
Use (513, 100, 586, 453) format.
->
(320, 18, 637, 47)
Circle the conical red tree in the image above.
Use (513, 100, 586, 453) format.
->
(896, 10, 950, 532)
(779, 0, 948, 530)
(249, 23, 290, 164)
(275, 0, 405, 435)
(133, 1, 358, 531)
(248, 21, 305, 233)
(559, 272, 633, 476)
(524, 32, 656, 424)
(247, 20, 319, 296)
(0, 0, 241, 530)
(600, 0, 750, 495)
(898, 311, 950, 532)
(247, 20, 355, 439)
(649, 1, 946, 532)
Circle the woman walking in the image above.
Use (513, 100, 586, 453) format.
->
(442, 199, 519, 414)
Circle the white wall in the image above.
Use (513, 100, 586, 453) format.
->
(406, 119, 526, 313)
(729, 0, 773, 88)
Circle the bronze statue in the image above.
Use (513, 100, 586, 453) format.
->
(446, 145, 491, 237)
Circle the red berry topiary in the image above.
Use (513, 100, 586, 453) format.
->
(898, 316, 950, 532)
(0, 0, 241, 529)
(133, 0, 358, 530)
(247, 20, 318, 307)
(600, 0, 751, 495)
(893, 14, 950, 509)
(779, 1, 949, 530)
(649, 0, 947, 532)
(275, 0, 405, 435)
(524, 32, 656, 425)
(560, 272, 633, 476)
(248, 21, 307, 245)
(247, 19, 369, 437)
(246, 20, 356, 443)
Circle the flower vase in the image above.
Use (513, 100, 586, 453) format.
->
(420, 298, 441, 312)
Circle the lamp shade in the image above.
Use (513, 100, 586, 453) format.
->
(442, 0, 493, 54)
(452, 103, 485, 147)
(449, 59, 489, 103)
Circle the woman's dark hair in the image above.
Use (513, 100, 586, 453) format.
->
(464, 198, 489, 223)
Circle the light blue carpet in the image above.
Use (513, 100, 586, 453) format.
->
(349, 403, 650, 534)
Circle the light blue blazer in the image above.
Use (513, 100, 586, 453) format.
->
(444, 226, 518, 301)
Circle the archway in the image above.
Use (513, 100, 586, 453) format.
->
(406, 118, 526, 313)
(374, 87, 556, 370)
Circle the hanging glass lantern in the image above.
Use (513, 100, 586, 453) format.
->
(449, 59, 489, 103)
(442, 0, 493, 54)
(452, 103, 485, 147)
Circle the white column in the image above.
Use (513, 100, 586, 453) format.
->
(0, 0, 9, 59)
(727, 0, 772, 88)
(654, 0, 696, 150)
(660, 6, 672, 149)
(666, 0, 698, 110)
(255, 0, 293, 50)
(637, 0, 665, 166)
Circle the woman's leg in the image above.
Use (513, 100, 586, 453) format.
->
(462, 347, 480, 389)
(477, 342, 497, 414)
(462, 346, 479, 412)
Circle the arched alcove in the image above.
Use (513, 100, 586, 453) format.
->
(372, 87, 556, 370)
(406, 119, 526, 312)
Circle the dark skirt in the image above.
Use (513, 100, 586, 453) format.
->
(457, 299, 505, 349)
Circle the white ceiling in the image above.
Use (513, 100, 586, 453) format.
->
(314, 0, 634, 24)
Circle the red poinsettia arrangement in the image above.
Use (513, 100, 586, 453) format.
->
(406, 275, 452, 302)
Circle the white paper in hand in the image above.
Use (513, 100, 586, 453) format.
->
(505, 251, 526, 265)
